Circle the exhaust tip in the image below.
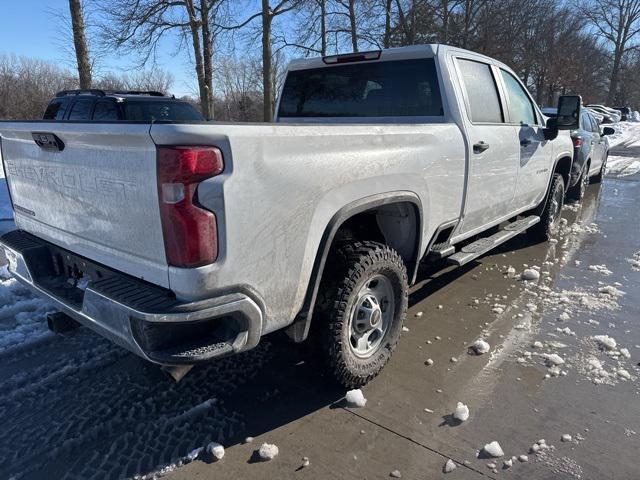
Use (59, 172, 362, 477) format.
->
(161, 364, 194, 382)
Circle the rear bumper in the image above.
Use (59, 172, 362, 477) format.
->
(0, 230, 263, 365)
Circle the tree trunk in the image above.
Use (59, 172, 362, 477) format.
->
(185, 0, 209, 118)
(441, 0, 449, 44)
(384, 0, 392, 48)
(319, 0, 327, 56)
(608, 43, 624, 105)
(348, 0, 358, 52)
(200, 0, 214, 119)
(262, 0, 273, 121)
(68, 0, 92, 89)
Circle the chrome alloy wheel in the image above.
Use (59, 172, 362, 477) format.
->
(348, 274, 395, 358)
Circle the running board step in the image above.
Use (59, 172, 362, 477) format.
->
(447, 216, 540, 266)
(428, 242, 455, 259)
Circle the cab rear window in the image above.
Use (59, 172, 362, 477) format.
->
(278, 58, 444, 118)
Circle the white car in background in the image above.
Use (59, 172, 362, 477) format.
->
(587, 104, 621, 123)
(585, 107, 605, 123)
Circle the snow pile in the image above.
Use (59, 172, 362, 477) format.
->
(453, 402, 469, 422)
(482, 441, 504, 458)
(206, 442, 225, 460)
(258, 443, 279, 461)
(469, 339, 490, 355)
(345, 389, 367, 407)
(561, 434, 572, 442)
(628, 251, 640, 271)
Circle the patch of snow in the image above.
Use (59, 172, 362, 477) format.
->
(345, 389, 367, 407)
(588, 264, 612, 275)
(453, 402, 469, 422)
(390, 470, 402, 478)
(206, 442, 225, 460)
(444, 459, 457, 473)
(617, 369, 631, 380)
(606, 155, 640, 177)
(482, 441, 504, 458)
(592, 335, 617, 351)
(469, 339, 490, 355)
(544, 353, 565, 366)
(561, 434, 572, 442)
(258, 443, 279, 461)
(519, 454, 529, 462)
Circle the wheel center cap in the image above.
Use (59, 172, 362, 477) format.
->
(371, 308, 382, 326)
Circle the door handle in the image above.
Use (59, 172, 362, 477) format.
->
(520, 138, 532, 147)
(473, 141, 490, 153)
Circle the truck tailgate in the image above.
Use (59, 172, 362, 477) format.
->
(0, 123, 169, 287)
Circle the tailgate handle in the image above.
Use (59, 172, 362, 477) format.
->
(32, 132, 65, 152)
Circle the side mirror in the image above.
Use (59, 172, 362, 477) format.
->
(602, 126, 615, 136)
(556, 95, 581, 130)
(544, 117, 559, 140)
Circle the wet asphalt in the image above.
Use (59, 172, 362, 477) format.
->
(1, 162, 639, 479)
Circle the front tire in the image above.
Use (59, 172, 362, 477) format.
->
(566, 164, 589, 202)
(528, 173, 565, 242)
(316, 241, 408, 388)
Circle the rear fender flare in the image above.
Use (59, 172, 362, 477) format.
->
(286, 192, 423, 343)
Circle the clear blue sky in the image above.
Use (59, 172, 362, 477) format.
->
(0, 0, 212, 96)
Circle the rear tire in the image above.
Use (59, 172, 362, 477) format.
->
(566, 164, 589, 202)
(316, 241, 408, 388)
(528, 173, 565, 242)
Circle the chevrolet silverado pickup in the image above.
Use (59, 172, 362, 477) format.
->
(0, 45, 581, 387)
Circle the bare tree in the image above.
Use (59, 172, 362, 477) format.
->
(68, 0, 92, 88)
(581, 0, 640, 104)
(0, 55, 76, 120)
(258, 0, 303, 121)
(99, 0, 225, 118)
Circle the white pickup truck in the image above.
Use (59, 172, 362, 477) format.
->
(0, 44, 581, 387)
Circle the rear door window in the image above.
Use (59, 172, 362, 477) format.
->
(457, 59, 504, 123)
(123, 101, 204, 121)
(499, 70, 537, 125)
(93, 101, 119, 121)
(278, 58, 444, 118)
(43, 99, 68, 120)
(67, 99, 94, 120)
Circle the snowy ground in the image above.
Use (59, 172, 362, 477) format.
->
(1, 124, 640, 479)
(606, 121, 640, 178)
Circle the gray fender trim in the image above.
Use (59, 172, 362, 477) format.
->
(286, 191, 423, 343)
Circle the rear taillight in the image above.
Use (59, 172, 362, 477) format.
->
(572, 137, 583, 148)
(157, 146, 224, 268)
